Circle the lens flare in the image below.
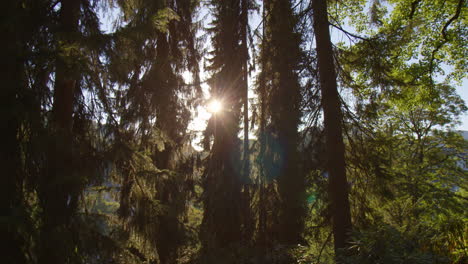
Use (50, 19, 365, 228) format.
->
(207, 100, 222, 113)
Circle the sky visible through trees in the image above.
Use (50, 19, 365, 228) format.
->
(99, 3, 468, 135)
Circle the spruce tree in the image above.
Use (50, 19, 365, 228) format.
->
(39, 1, 83, 263)
(311, 0, 353, 253)
(1, 1, 29, 263)
(201, 0, 245, 250)
(109, 0, 201, 262)
(261, 0, 307, 244)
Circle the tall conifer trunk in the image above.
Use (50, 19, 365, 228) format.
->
(311, 0, 352, 253)
(154, 31, 174, 264)
(262, 0, 305, 244)
(240, 0, 254, 241)
(201, 0, 243, 250)
(1, 1, 27, 263)
(40, 0, 81, 263)
(257, 0, 268, 247)
(241, 0, 249, 175)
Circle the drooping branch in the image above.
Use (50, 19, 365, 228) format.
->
(428, 0, 464, 81)
(329, 22, 372, 43)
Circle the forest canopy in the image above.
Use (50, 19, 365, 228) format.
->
(2, 0, 467, 264)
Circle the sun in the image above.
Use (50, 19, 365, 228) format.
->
(207, 99, 222, 114)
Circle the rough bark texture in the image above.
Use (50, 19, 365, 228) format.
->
(312, 0, 353, 253)
(39, 0, 81, 263)
(1, 1, 27, 263)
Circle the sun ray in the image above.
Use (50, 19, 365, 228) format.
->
(207, 99, 222, 114)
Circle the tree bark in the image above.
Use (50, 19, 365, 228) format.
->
(241, 0, 249, 176)
(1, 1, 27, 263)
(240, 0, 254, 242)
(311, 0, 353, 253)
(257, 0, 268, 247)
(40, 0, 81, 263)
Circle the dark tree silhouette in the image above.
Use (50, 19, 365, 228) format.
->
(201, 0, 245, 250)
(262, 0, 307, 244)
(312, 0, 353, 253)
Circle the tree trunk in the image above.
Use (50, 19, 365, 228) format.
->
(241, 0, 249, 176)
(1, 1, 27, 263)
(240, 0, 253, 242)
(40, 0, 81, 263)
(257, 0, 268, 247)
(264, 0, 305, 245)
(311, 0, 352, 253)
(201, 0, 243, 250)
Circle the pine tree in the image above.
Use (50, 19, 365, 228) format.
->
(261, 0, 307, 244)
(201, 0, 245, 250)
(240, 0, 254, 242)
(38, 1, 83, 263)
(109, 0, 201, 262)
(1, 1, 29, 263)
(311, 0, 353, 253)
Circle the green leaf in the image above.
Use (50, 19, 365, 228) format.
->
(152, 8, 180, 33)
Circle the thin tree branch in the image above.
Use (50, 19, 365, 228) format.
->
(329, 22, 372, 42)
(428, 0, 464, 81)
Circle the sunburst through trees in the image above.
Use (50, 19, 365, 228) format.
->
(1, 0, 467, 263)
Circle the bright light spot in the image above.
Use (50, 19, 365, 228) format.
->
(207, 99, 222, 114)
